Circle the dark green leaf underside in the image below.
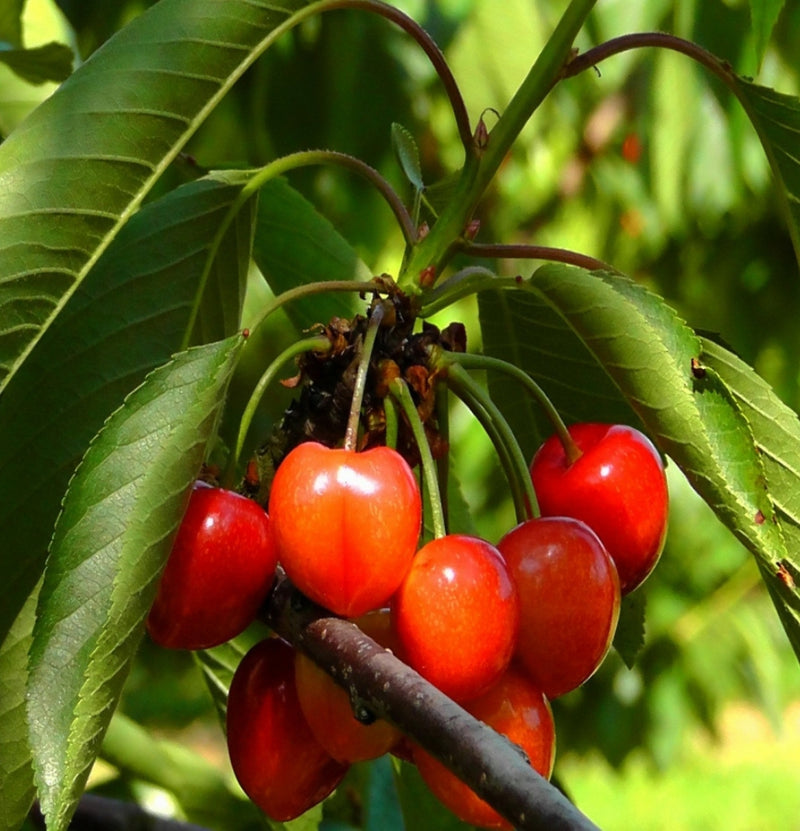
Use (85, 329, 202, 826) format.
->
(0, 41, 74, 84)
(253, 177, 370, 332)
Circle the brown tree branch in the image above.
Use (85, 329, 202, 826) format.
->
(263, 574, 600, 831)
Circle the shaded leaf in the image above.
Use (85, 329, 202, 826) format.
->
(748, 0, 785, 68)
(0, 170, 254, 646)
(0, 0, 24, 47)
(732, 76, 800, 271)
(613, 590, 646, 669)
(478, 289, 642, 461)
(524, 265, 796, 656)
(393, 759, 480, 831)
(0, 591, 37, 831)
(0, 0, 312, 395)
(194, 632, 260, 727)
(0, 41, 74, 84)
(252, 177, 369, 332)
(27, 333, 244, 831)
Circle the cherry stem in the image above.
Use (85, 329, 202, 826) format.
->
(435, 382, 451, 534)
(441, 360, 538, 522)
(389, 377, 447, 539)
(263, 574, 600, 831)
(458, 241, 614, 273)
(447, 352, 582, 465)
(344, 303, 385, 451)
(383, 393, 399, 450)
(246, 278, 389, 344)
(561, 31, 734, 86)
(230, 335, 332, 481)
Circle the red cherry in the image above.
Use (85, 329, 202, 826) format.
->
(413, 666, 555, 830)
(268, 442, 421, 617)
(147, 482, 277, 650)
(226, 638, 348, 821)
(498, 516, 620, 698)
(391, 535, 519, 703)
(295, 610, 401, 763)
(530, 423, 668, 593)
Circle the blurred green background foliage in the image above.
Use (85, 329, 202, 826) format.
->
(5, 0, 799, 828)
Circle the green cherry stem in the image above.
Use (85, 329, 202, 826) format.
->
(384, 393, 399, 450)
(435, 381, 451, 534)
(442, 359, 538, 522)
(390, 377, 447, 539)
(344, 303, 385, 452)
(231, 335, 332, 480)
(246, 278, 389, 343)
(447, 351, 582, 465)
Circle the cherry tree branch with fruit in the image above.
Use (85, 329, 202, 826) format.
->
(4, 1, 800, 830)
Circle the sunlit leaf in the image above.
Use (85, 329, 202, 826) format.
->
(27, 333, 244, 831)
(0, 591, 37, 831)
(700, 336, 800, 657)
(523, 265, 797, 657)
(391, 122, 424, 192)
(252, 177, 369, 332)
(0, 0, 312, 395)
(0, 171, 254, 646)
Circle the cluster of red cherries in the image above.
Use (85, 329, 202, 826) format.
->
(147, 422, 668, 830)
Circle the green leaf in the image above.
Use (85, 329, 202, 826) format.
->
(524, 265, 794, 653)
(613, 590, 646, 669)
(478, 289, 643, 460)
(0, 591, 37, 831)
(0, 41, 74, 84)
(0, 0, 313, 395)
(749, 0, 785, 68)
(700, 336, 800, 658)
(252, 177, 369, 332)
(0, 170, 255, 646)
(393, 759, 480, 831)
(187, 178, 258, 346)
(194, 632, 260, 726)
(27, 333, 244, 831)
(731, 77, 800, 272)
(391, 122, 424, 193)
(0, 0, 24, 46)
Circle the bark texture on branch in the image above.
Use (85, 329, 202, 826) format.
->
(264, 575, 600, 831)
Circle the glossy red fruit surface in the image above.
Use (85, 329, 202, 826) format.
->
(498, 516, 620, 699)
(295, 610, 401, 763)
(268, 442, 421, 617)
(147, 482, 277, 650)
(530, 423, 668, 593)
(226, 638, 348, 821)
(391, 535, 519, 703)
(413, 666, 556, 830)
